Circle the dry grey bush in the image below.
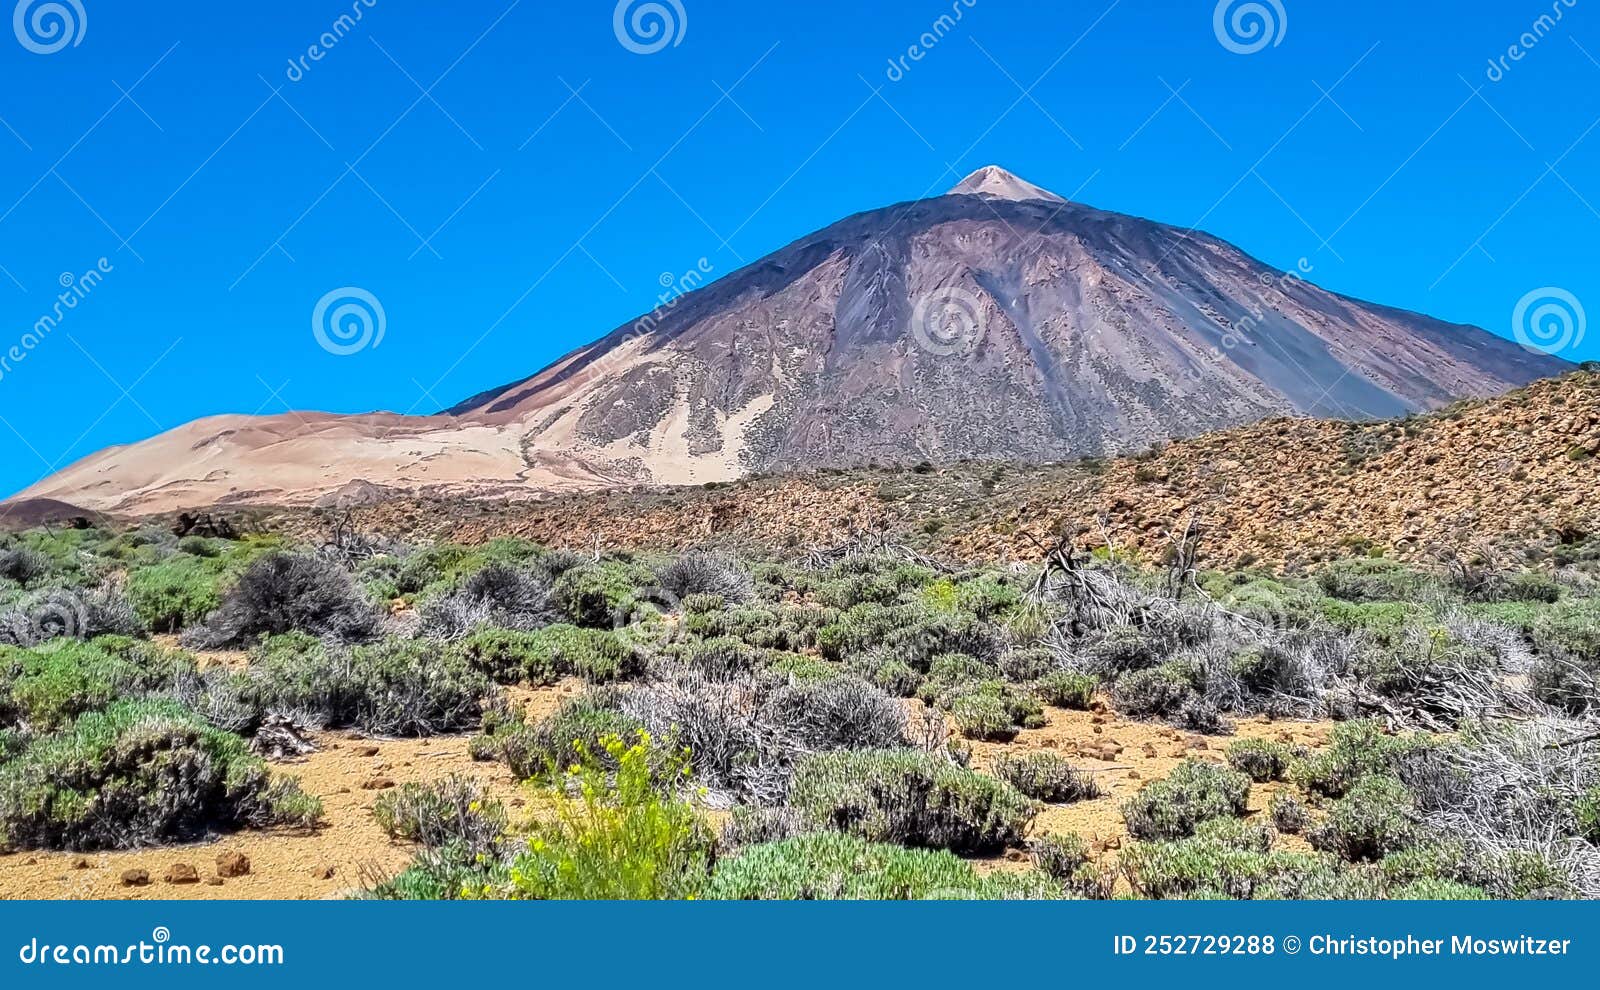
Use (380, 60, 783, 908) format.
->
(1401, 718, 1600, 898)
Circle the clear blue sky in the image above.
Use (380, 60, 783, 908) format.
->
(0, 0, 1596, 499)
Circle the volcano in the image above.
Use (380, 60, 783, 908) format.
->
(11, 167, 1570, 514)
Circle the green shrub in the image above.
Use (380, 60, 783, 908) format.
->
(125, 556, 223, 632)
(477, 692, 645, 780)
(1572, 787, 1600, 844)
(253, 637, 491, 736)
(1308, 776, 1417, 862)
(1391, 878, 1489, 900)
(1122, 760, 1250, 840)
(1036, 670, 1096, 710)
(788, 749, 1037, 854)
(1028, 833, 1110, 897)
(997, 646, 1055, 683)
(946, 681, 1044, 741)
(708, 832, 1056, 900)
(1532, 599, 1600, 665)
(1226, 738, 1291, 783)
(0, 699, 319, 851)
(460, 625, 643, 685)
(1120, 819, 1342, 899)
(1270, 792, 1309, 834)
(1314, 559, 1431, 603)
(496, 733, 713, 900)
(1110, 662, 1193, 720)
(372, 775, 505, 858)
(992, 752, 1100, 803)
(0, 638, 192, 731)
(847, 653, 922, 697)
(1289, 720, 1428, 798)
(552, 561, 654, 627)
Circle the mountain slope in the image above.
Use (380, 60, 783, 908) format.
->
(11, 167, 1570, 514)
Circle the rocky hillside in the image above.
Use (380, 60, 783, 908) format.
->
(271, 372, 1599, 571)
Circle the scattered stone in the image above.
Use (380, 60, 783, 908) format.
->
(1004, 849, 1027, 863)
(1127, 770, 1141, 780)
(215, 852, 251, 878)
(120, 869, 149, 887)
(355, 745, 380, 758)
(164, 863, 200, 884)
(362, 777, 396, 791)
(311, 864, 336, 880)
(1141, 742, 1158, 758)
(204, 877, 224, 887)
(1103, 836, 1122, 851)
(1092, 726, 1103, 735)
(1187, 737, 1209, 750)
(70, 856, 89, 870)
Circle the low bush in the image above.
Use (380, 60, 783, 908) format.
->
(372, 775, 506, 859)
(0, 638, 191, 731)
(848, 653, 922, 697)
(253, 636, 491, 736)
(125, 556, 224, 632)
(190, 553, 378, 646)
(460, 625, 644, 686)
(0, 699, 319, 851)
(947, 682, 1044, 741)
(1120, 818, 1343, 900)
(1110, 663, 1193, 720)
(1308, 776, 1418, 862)
(761, 676, 904, 753)
(787, 749, 1036, 854)
(552, 561, 654, 627)
(708, 832, 1057, 900)
(496, 734, 714, 900)
(1576, 787, 1600, 845)
(416, 564, 555, 639)
(1226, 738, 1292, 783)
(1270, 792, 1309, 834)
(1314, 558, 1431, 603)
(655, 552, 755, 605)
(991, 752, 1100, 803)
(1289, 720, 1428, 798)
(998, 646, 1055, 683)
(1036, 670, 1096, 710)
(1122, 760, 1250, 841)
(477, 692, 644, 780)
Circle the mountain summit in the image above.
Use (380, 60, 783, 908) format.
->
(947, 165, 1066, 203)
(13, 167, 1571, 513)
